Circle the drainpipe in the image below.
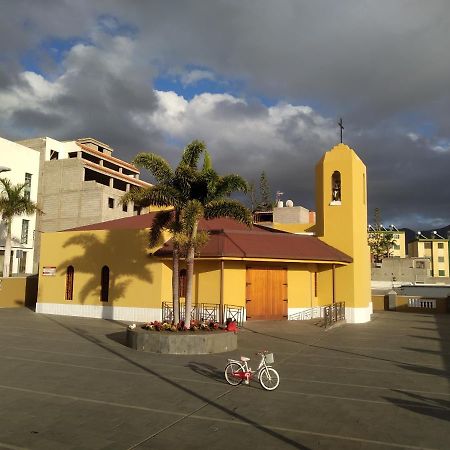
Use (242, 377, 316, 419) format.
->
(219, 260, 224, 324)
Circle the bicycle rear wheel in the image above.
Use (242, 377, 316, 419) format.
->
(224, 362, 245, 386)
(259, 367, 280, 391)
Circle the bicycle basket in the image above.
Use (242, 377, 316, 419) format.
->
(265, 353, 274, 364)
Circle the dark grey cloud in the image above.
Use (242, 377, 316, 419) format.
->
(1, 1, 450, 229)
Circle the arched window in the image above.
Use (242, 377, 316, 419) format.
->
(65, 266, 74, 301)
(331, 171, 341, 203)
(179, 269, 187, 298)
(101, 266, 110, 302)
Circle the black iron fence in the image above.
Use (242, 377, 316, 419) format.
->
(323, 301, 346, 328)
(161, 301, 245, 326)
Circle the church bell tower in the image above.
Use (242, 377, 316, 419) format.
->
(315, 143, 371, 323)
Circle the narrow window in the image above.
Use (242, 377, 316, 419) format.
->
(50, 150, 59, 160)
(101, 266, 110, 302)
(21, 219, 29, 244)
(331, 171, 341, 203)
(179, 269, 187, 298)
(122, 203, 128, 212)
(65, 266, 74, 301)
(108, 198, 114, 208)
(18, 251, 27, 274)
(24, 173, 32, 200)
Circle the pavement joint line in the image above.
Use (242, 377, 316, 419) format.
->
(0, 383, 438, 450)
(285, 360, 450, 378)
(272, 389, 450, 411)
(183, 412, 439, 450)
(0, 354, 227, 382)
(284, 377, 450, 397)
(126, 388, 235, 450)
(0, 442, 28, 450)
(7, 346, 449, 399)
(0, 355, 213, 380)
(0, 345, 120, 361)
(284, 353, 445, 368)
(0, 383, 192, 417)
(318, 345, 450, 354)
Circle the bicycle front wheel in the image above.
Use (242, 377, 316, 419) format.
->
(259, 367, 280, 391)
(224, 362, 245, 386)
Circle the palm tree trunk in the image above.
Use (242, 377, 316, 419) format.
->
(2, 220, 12, 278)
(184, 244, 195, 329)
(184, 221, 199, 329)
(172, 244, 180, 324)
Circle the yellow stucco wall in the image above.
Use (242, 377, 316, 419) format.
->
(287, 263, 316, 308)
(315, 144, 371, 311)
(38, 228, 164, 309)
(0, 277, 28, 308)
(223, 260, 246, 308)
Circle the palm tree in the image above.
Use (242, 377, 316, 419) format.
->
(121, 140, 208, 324)
(122, 140, 252, 328)
(0, 178, 40, 277)
(180, 164, 252, 328)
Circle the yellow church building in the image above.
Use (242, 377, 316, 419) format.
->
(36, 143, 372, 324)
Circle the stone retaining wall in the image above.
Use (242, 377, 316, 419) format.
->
(126, 328, 237, 354)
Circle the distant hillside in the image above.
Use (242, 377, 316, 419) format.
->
(401, 225, 450, 248)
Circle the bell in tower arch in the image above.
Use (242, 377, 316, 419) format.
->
(331, 171, 341, 203)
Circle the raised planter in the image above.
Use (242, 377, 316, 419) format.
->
(126, 328, 237, 354)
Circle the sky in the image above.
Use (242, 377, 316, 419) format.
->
(1, 0, 450, 230)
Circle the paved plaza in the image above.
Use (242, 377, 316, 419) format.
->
(0, 308, 449, 449)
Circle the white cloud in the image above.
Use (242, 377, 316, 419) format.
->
(180, 69, 215, 86)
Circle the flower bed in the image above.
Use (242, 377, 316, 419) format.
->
(140, 319, 228, 332)
(126, 320, 238, 354)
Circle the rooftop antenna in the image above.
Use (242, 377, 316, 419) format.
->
(275, 191, 284, 203)
(417, 231, 427, 239)
(390, 224, 399, 231)
(433, 230, 445, 239)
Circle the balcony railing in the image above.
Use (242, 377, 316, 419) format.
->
(289, 302, 346, 328)
(162, 302, 245, 326)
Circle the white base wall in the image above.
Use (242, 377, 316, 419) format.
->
(36, 302, 161, 322)
(345, 305, 372, 323)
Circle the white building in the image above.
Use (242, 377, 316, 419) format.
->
(0, 137, 40, 275)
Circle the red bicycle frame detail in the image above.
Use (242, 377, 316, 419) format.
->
(233, 371, 252, 380)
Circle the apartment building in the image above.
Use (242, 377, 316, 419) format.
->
(408, 232, 449, 278)
(0, 137, 40, 275)
(18, 137, 151, 269)
(368, 225, 406, 258)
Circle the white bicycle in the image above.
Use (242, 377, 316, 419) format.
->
(224, 350, 280, 391)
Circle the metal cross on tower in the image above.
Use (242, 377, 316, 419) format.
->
(338, 117, 344, 143)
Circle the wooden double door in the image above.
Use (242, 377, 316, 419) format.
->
(246, 267, 288, 320)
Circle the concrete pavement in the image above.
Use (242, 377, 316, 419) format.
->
(0, 308, 449, 449)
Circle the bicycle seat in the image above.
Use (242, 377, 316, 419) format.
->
(240, 356, 250, 362)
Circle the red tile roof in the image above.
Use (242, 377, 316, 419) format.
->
(67, 213, 351, 263)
